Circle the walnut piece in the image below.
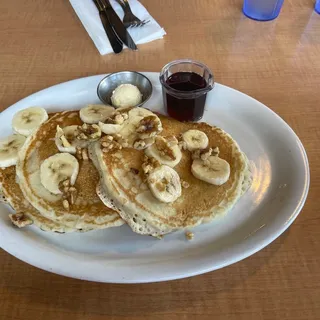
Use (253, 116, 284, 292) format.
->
(101, 134, 128, 153)
(136, 116, 162, 139)
(133, 137, 155, 150)
(185, 231, 194, 241)
(76, 147, 83, 160)
(192, 147, 220, 160)
(212, 147, 220, 156)
(62, 199, 70, 210)
(62, 179, 70, 187)
(9, 213, 33, 228)
(142, 156, 161, 175)
(82, 148, 89, 160)
(114, 113, 125, 125)
(75, 147, 89, 160)
(178, 140, 187, 150)
(75, 123, 101, 141)
(155, 136, 177, 161)
(133, 139, 146, 150)
(181, 180, 190, 189)
(59, 179, 77, 208)
(69, 187, 77, 205)
(104, 109, 129, 124)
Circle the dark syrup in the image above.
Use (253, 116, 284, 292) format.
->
(165, 72, 207, 121)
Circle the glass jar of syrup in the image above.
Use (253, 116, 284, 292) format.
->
(159, 59, 214, 122)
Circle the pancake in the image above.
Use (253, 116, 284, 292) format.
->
(0, 166, 78, 232)
(241, 153, 252, 195)
(91, 114, 250, 236)
(0, 185, 7, 203)
(16, 110, 124, 230)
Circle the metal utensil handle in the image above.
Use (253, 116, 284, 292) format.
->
(101, 0, 138, 50)
(123, 0, 134, 13)
(93, 0, 123, 54)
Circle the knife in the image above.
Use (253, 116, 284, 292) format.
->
(93, 0, 123, 54)
(101, 0, 138, 51)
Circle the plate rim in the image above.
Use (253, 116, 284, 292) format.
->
(0, 73, 310, 283)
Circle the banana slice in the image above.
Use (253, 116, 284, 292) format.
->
(40, 153, 79, 194)
(55, 125, 86, 154)
(148, 165, 182, 203)
(80, 104, 115, 124)
(0, 134, 26, 168)
(145, 136, 182, 167)
(12, 107, 48, 136)
(182, 130, 209, 151)
(128, 108, 161, 133)
(128, 107, 154, 119)
(191, 156, 230, 185)
(99, 121, 123, 135)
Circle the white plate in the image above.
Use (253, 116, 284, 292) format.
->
(0, 73, 309, 283)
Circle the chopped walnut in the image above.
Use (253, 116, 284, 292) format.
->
(212, 147, 220, 156)
(201, 148, 213, 160)
(59, 179, 70, 192)
(181, 180, 190, 189)
(104, 109, 129, 125)
(62, 179, 70, 187)
(100, 134, 128, 153)
(133, 139, 146, 150)
(142, 156, 161, 175)
(178, 140, 187, 150)
(76, 147, 83, 160)
(122, 112, 129, 120)
(133, 136, 155, 150)
(82, 148, 89, 160)
(192, 147, 219, 160)
(155, 178, 169, 192)
(154, 136, 177, 160)
(114, 113, 125, 125)
(136, 116, 162, 139)
(59, 180, 77, 208)
(62, 199, 70, 210)
(75, 147, 89, 160)
(185, 231, 194, 241)
(106, 135, 113, 141)
(75, 123, 101, 141)
(69, 187, 77, 205)
(9, 213, 33, 228)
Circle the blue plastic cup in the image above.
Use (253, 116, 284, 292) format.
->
(315, 0, 320, 14)
(243, 0, 284, 21)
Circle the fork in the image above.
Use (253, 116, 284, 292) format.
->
(116, 0, 150, 28)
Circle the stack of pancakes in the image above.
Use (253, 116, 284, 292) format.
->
(0, 105, 251, 237)
(0, 110, 123, 232)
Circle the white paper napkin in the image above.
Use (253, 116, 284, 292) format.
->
(69, 0, 166, 55)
